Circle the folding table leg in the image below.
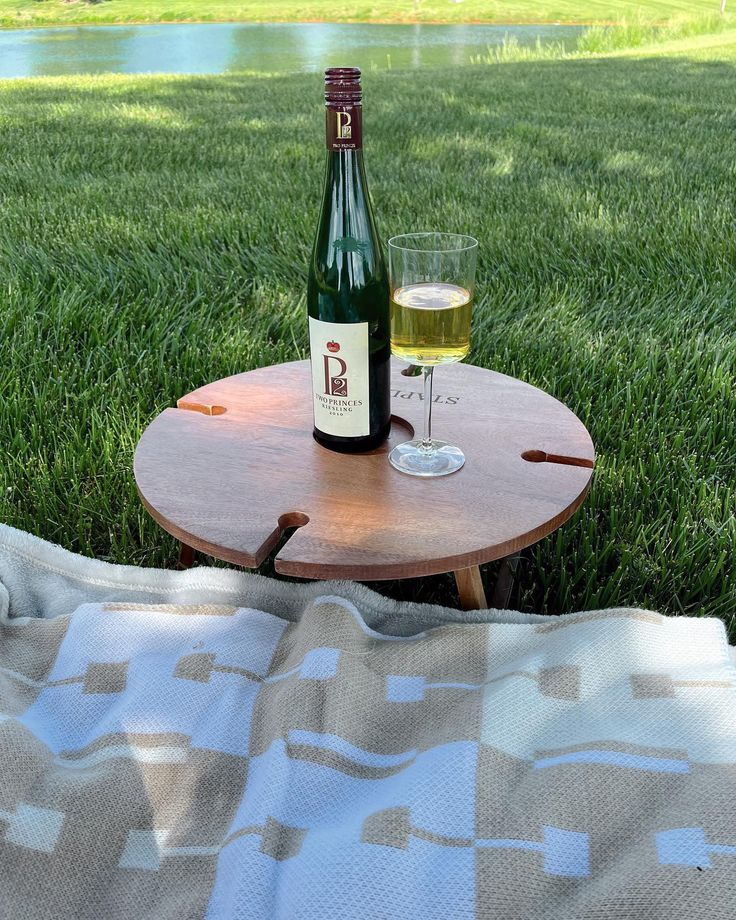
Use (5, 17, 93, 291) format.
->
(491, 553, 521, 610)
(454, 565, 488, 610)
(177, 542, 197, 570)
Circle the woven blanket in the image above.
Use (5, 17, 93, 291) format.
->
(0, 525, 735, 919)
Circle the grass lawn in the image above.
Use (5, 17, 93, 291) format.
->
(0, 0, 724, 27)
(0, 33, 734, 628)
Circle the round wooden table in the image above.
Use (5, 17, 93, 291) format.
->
(134, 360, 594, 610)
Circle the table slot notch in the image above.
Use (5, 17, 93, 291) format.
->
(521, 450, 594, 470)
(278, 512, 310, 531)
(177, 400, 227, 416)
(260, 512, 311, 569)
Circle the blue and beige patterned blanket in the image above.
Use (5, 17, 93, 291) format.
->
(0, 524, 734, 918)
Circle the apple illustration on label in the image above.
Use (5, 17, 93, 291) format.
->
(327, 341, 340, 353)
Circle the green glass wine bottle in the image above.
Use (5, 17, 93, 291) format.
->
(307, 67, 391, 453)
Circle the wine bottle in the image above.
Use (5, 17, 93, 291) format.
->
(307, 67, 391, 453)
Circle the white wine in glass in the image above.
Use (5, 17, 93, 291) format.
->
(388, 232, 478, 478)
(390, 282, 472, 366)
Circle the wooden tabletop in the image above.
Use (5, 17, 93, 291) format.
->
(134, 360, 594, 581)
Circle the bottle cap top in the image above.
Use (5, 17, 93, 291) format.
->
(325, 67, 361, 105)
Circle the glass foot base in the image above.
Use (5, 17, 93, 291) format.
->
(388, 439, 465, 478)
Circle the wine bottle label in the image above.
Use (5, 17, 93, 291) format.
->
(309, 316, 370, 438)
(326, 106, 362, 151)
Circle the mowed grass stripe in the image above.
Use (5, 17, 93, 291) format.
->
(0, 43, 734, 628)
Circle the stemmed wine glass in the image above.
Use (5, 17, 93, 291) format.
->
(388, 232, 478, 477)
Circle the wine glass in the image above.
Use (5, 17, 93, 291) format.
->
(388, 232, 478, 477)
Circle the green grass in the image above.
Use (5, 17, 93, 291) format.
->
(469, 13, 733, 62)
(0, 33, 734, 629)
(576, 11, 730, 53)
(0, 0, 724, 27)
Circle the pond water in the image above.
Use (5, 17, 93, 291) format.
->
(0, 22, 584, 79)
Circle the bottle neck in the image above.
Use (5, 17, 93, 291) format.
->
(325, 104, 363, 153)
(322, 144, 370, 237)
(319, 98, 376, 249)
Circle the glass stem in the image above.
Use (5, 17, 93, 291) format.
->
(421, 365, 434, 452)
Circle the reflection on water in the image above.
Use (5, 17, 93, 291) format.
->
(0, 22, 583, 79)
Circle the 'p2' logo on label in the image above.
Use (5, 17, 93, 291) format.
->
(336, 111, 352, 139)
(323, 354, 348, 396)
